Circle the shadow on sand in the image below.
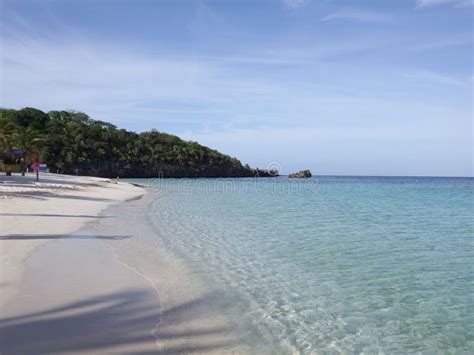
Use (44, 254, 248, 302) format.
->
(0, 234, 130, 241)
(0, 175, 108, 188)
(1, 191, 114, 202)
(0, 289, 237, 354)
(0, 213, 112, 218)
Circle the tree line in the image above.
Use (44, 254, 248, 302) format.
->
(0, 107, 277, 178)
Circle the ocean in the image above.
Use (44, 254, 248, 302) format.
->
(128, 176, 473, 353)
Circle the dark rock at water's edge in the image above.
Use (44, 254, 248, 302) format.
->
(288, 170, 312, 178)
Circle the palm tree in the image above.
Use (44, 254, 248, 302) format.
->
(0, 128, 9, 153)
(13, 126, 45, 180)
(0, 118, 14, 152)
(0, 119, 17, 174)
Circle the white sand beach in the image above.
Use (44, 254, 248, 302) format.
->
(0, 173, 144, 309)
(0, 173, 251, 354)
(0, 173, 161, 353)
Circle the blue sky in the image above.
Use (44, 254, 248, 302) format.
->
(1, 0, 472, 176)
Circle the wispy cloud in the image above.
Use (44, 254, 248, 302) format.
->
(415, 0, 474, 8)
(410, 36, 472, 50)
(321, 8, 393, 23)
(0, 32, 221, 124)
(282, 0, 310, 9)
(403, 70, 473, 86)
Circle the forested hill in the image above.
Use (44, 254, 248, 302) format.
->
(0, 107, 276, 178)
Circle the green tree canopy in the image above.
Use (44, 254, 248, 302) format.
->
(0, 107, 277, 178)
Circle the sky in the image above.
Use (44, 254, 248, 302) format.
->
(0, 0, 472, 176)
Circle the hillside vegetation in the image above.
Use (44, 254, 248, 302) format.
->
(0, 107, 276, 178)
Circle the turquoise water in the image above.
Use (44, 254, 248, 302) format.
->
(131, 176, 473, 353)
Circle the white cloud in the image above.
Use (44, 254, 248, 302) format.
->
(0, 33, 223, 124)
(403, 70, 473, 86)
(415, 0, 474, 8)
(410, 36, 472, 50)
(282, 0, 310, 9)
(0, 24, 395, 127)
(321, 9, 393, 23)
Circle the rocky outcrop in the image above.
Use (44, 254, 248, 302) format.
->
(288, 170, 312, 178)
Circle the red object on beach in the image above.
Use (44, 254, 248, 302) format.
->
(31, 160, 39, 172)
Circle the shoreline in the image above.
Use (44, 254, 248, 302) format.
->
(90, 192, 261, 354)
(0, 173, 257, 354)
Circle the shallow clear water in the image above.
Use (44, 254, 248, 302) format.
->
(128, 176, 473, 353)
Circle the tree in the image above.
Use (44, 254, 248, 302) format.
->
(13, 126, 45, 179)
(0, 117, 19, 171)
(0, 107, 277, 178)
(0, 117, 12, 152)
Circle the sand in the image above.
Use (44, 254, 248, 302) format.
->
(0, 173, 160, 354)
(0, 173, 144, 309)
(0, 173, 252, 354)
